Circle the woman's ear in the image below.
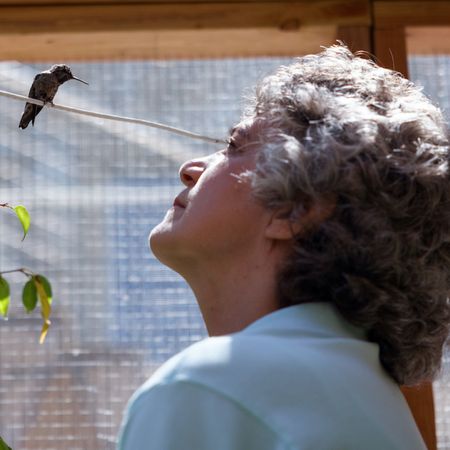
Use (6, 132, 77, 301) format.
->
(264, 205, 302, 240)
(265, 199, 335, 240)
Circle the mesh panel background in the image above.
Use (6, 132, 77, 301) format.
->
(409, 54, 450, 450)
(0, 55, 449, 449)
(0, 57, 293, 450)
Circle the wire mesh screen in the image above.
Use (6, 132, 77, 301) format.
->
(409, 54, 450, 450)
(1, 54, 450, 450)
(0, 57, 294, 450)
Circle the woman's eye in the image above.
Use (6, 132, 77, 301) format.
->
(226, 137, 240, 153)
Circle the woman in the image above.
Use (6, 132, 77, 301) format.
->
(118, 45, 450, 449)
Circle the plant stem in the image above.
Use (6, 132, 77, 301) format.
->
(0, 267, 34, 277)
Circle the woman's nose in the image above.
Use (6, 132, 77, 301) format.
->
(179, 159, 206, 187)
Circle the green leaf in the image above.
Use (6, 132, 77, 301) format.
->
(34, 275, 53, 344)
(0, 436, 12, 450)
(22, 278, 38, 313)
(13, 205, 30, 241)
(36, 275, 52, 305)
(0, 276, 10, 318)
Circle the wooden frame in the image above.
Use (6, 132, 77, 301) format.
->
(0, 0, 448, 61)
(0, 1, 369, 33)
(0, 1, 447, 449)
(373, 1, 450, 78)
(0, 1, 369, 60)
(0, 27, 339, 60)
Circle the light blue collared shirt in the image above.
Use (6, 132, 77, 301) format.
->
(118, 302, 426, 449)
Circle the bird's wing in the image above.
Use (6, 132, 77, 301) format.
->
(28, 74, 46, 126)
(28, 73, 44, 98)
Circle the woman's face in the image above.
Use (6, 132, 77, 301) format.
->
(149, 119, 272, 273)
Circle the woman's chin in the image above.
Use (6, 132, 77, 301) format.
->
(148, 220, 171, 259)
(149, 216, 185, 269)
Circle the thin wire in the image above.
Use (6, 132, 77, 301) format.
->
(0, 89, 227, 145)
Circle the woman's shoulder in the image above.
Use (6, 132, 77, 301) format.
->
(139, 334, 236, 390)
(125, 313, 425, 450)
(137, 303, 380, 396)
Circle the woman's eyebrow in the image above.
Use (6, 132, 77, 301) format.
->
(228, 126, 249, 139)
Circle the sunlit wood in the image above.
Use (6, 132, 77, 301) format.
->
(0, 27, 337, 61)
(375, 1, 450, 27)
(0, 1, 369, 34)
(407, 26, 450, 54)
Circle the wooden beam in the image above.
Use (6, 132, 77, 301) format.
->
(0, 27, 337, 61)
(336, 25, 372, 52)
(373, 16, 438, 450)
(373, 25, 408, 77)
(0, 0, 367, 4)
(401, 384, 437, 450)
(0, 1, 370, 34)
(374, 1, 450, 27)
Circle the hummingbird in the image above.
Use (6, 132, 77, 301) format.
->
(18, 64, 88, 129)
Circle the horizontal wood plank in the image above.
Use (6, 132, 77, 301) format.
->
(0, 1, 369, 34)
(0, 0, 362, 3)
(374, 1, 450, 26)
(0, 27, 336, 61)
(407, 26, 450, 54)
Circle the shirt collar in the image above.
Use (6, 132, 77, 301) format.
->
(242, 302, 367, 341)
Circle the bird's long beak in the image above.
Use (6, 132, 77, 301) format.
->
(72, 75, 89, 85)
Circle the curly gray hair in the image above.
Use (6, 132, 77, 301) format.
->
(243, 45, 450, 386)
